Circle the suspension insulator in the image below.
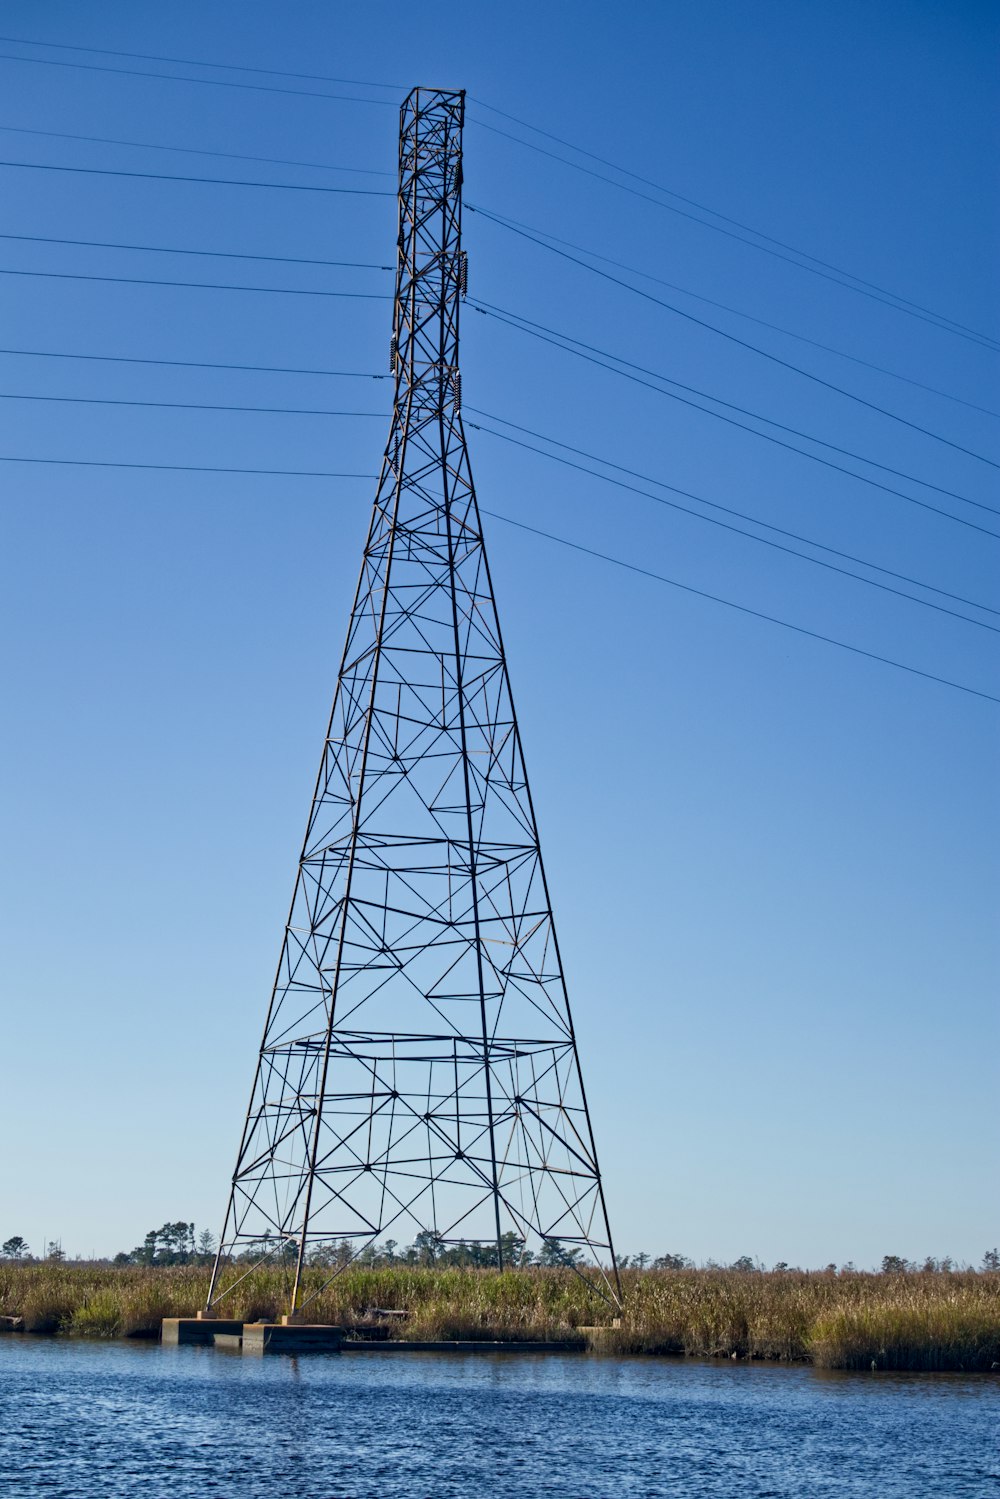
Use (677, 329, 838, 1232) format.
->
(389, 334, 398, 372)
(451, 369, 462, 412)
(458, 251, 469, 297)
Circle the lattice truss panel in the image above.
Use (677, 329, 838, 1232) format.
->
(210, 88, 619, 1309)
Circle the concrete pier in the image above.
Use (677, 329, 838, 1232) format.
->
(161, 1317, 244, 1346)
(212, 1333, 245, 1351)
(160, 1319, 584, 1355)
(241, 1322, 344, 1355)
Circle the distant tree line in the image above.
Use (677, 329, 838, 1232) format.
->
(112, 1226, 592, 1269)
(1, 1237, 63, 1262)
(113, 1222, 217, 1266)
(878, 1252, 1000, 1274)
(241, 1230, 585, 1269)
(4, 1229, 998, 1274)
(619, 1251, 1000, 1274)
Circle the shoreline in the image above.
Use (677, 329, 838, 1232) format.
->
(3, 1326, 998, 1376)
(2, 1264, 997, 1373)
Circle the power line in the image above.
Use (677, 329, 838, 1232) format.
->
(480, 507, 1000, 707)
(472, 415, 1000, 633)
(0, 156, 393, 194)
(469, 109, 1000, 354)
(0, 123, 393, 177)
(63, 216, 983, 522)
(472, 117, 995, 352)
(470, 204, 999, 422)
(0, 453, 377, 477)
(5, 337, 991, 612)
(470, 206, 1000, 469)
(468, 408, 1000, 620)
(4, 449, 992, 704)
(0, 231, 392, 270)
(2, 146, 984, 412)
(0, 50, 399, 107)
(0, 267, 391, 299)
(0, 392, 386, 418)
(4, 32, 990, 349)
(472, 301, 1000, 538)
(0, 34, 403, 91)
(0, 346, 387, 379)
(20, 369, 993, 621)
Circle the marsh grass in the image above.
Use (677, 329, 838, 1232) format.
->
(1, 1264, 996, 1370)
(809, 1277, 1000, 1371)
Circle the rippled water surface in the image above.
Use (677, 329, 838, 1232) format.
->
(1, 1339, 997, 1497)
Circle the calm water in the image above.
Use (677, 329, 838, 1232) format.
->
(0, 1339, 997, 1497)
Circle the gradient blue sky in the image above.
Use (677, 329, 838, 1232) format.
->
(0, 1, 997, 1266)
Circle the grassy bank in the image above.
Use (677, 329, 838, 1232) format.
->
(1, 1264, 997, 1371)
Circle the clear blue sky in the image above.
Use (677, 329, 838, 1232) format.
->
(0, 0, 996, 1267)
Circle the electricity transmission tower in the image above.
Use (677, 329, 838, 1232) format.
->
(207, 87, 620, 1316)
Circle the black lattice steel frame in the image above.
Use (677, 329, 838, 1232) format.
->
(207, 87, 621, 1315)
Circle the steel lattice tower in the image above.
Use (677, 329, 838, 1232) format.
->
(207, 87, 620, 1315)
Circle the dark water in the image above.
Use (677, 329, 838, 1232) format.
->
(0, 1339, 996, 1497)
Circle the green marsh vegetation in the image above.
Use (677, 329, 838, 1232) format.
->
(1, 1262, 997, 1371)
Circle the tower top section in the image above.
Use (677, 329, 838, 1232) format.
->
(400, 85, 465, 109)
(393, 88, 467, 413)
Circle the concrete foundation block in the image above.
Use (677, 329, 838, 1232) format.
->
(241, 1322, 343, 1355)
(161, 1317, 244, 1345)
(212, 1332, 244, 1351)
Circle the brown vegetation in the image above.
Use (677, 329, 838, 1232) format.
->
(0, 1263, 996, 1371)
